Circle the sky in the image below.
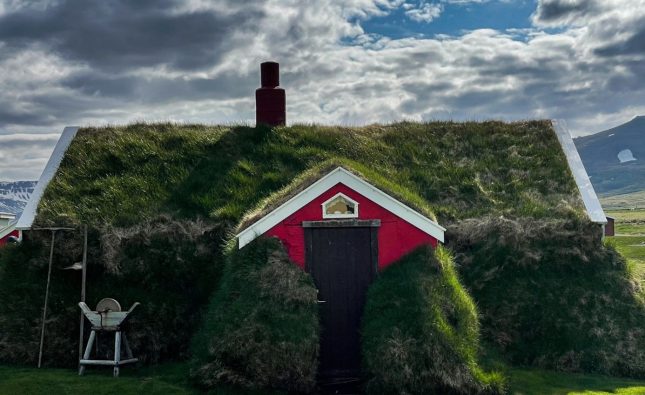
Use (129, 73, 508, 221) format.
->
(1, 0, 645, 181)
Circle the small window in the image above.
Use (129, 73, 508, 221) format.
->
(322, 193, 359, 219)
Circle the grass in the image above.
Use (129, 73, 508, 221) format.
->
(0, 363, 198, 395)
(606, 209, 645, 294)
(362, 245, 504, 394)
(508, 368, 645, 395)
(449, 217, 645, 378)
(192, 237, 319, 393)
(601, 191, 645, 211)
(2, 364, 645, 395)
(36, 121, 583, 228)
(0, 363, 284, 395)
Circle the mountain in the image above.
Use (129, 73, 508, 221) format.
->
(574, 116, 645, 196)
(0, 181, 37, 216)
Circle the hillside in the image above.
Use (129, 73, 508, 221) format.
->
(601, 190, 645, 210)
(575, 116, 645, 196)
(0, 181, 36, 215)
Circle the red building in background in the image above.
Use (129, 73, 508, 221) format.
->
(0, 212, 21, 246)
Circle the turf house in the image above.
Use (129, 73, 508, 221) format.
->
(1, 62, 644, 394)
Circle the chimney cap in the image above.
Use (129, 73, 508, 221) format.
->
(261, 61, 280, 88)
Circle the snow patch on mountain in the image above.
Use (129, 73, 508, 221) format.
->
(0, 181, 37, 216)
(618, 149, 637, 163)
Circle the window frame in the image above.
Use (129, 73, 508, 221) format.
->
(321, 192, 360, 219)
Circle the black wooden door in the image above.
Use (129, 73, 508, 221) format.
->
(305, 223, 377, 382)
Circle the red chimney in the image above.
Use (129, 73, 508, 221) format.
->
(256, 61, 286, 126)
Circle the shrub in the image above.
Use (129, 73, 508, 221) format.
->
(191, 237, 319, 393)
(0, 216, 222, 367)
(448, 216, 645, 378)
(362, 245, 505, 395)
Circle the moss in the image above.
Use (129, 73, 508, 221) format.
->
(191, 237, 319, 393)
(362, 245, 505, 394)
(448, 216, 645, 378)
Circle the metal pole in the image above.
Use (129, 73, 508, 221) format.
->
(78, 225, 88, 363)
(38, 230, 56, 368)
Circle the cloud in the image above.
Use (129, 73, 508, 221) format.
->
(1, 0, 645, 179)
(404, 2, 443, 22)
(532, 0, 601, 26)
(0, 133, 60, 180)
(0, 0, 265, 72)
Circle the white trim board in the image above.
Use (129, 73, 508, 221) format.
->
(0, 224, 20, 240)
(553, 120, 607, 224)
(16, 126, 80, 230)
(236, 167, 445, 248)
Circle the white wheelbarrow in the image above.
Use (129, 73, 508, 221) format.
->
(78, 298, 140, 377)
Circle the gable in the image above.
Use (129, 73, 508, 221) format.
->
(16, 127, 79, 230)
(236, 167, 446, 249)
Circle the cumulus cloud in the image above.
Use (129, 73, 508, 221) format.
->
(532, 0, 601, 26)
(1, 0, 645, 180)
(0, 133, 59, 180)
(404, 2, 443, 22)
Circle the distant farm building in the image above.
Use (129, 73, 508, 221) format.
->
(0, 212, 21, 246)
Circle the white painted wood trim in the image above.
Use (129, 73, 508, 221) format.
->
(0, 223, 17, 239)
(237, 167, 445, 248)
(16, 127, 80, 230)
(321, 192, 359, 219)
(552, 120, 607, 224)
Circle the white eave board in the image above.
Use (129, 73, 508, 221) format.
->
(236, 167, 445, 248)
(553, 120, 607, 224)
(16, 126, 79, 230)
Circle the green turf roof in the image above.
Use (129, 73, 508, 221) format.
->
(33, 121, 586, 230)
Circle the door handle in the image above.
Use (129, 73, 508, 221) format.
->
(317, 300, 327, 304)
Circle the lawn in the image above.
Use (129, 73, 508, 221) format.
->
(2, 365, 645, 395)
(509, 368, 645, 395)
(0, 364, 280, 395)
(606, 209, 645, 291)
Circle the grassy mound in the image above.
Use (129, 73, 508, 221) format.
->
(362, 245, 505, 394)
(448, 217, 645, 378)
(0, 216, 222, 367)
(191, 237, 319, 393)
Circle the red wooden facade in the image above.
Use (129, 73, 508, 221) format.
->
(266, 183, 438, 270)
(0, 229, 21, 247)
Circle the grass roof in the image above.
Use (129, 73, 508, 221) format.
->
(34, 120, 585, 229)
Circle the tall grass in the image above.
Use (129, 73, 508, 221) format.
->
(362, 245, 505, 394)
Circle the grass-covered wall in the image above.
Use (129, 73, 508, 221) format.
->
(0, 216, 223, 366)
(362, 245, 505, 394)
(448, 217, 645, 378)
(0, 121, 642, 382)
(191, 237, 319, 393)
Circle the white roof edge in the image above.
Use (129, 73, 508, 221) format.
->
(552, 120, 607, 224)
(0, 223, 18, 239)
(16, 126, 80, 230)
(237, 166, 445, 248)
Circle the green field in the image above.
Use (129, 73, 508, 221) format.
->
(2, 365, 645, 395)
(606, 209, 645, 291)
(601, 191, 645, 211)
